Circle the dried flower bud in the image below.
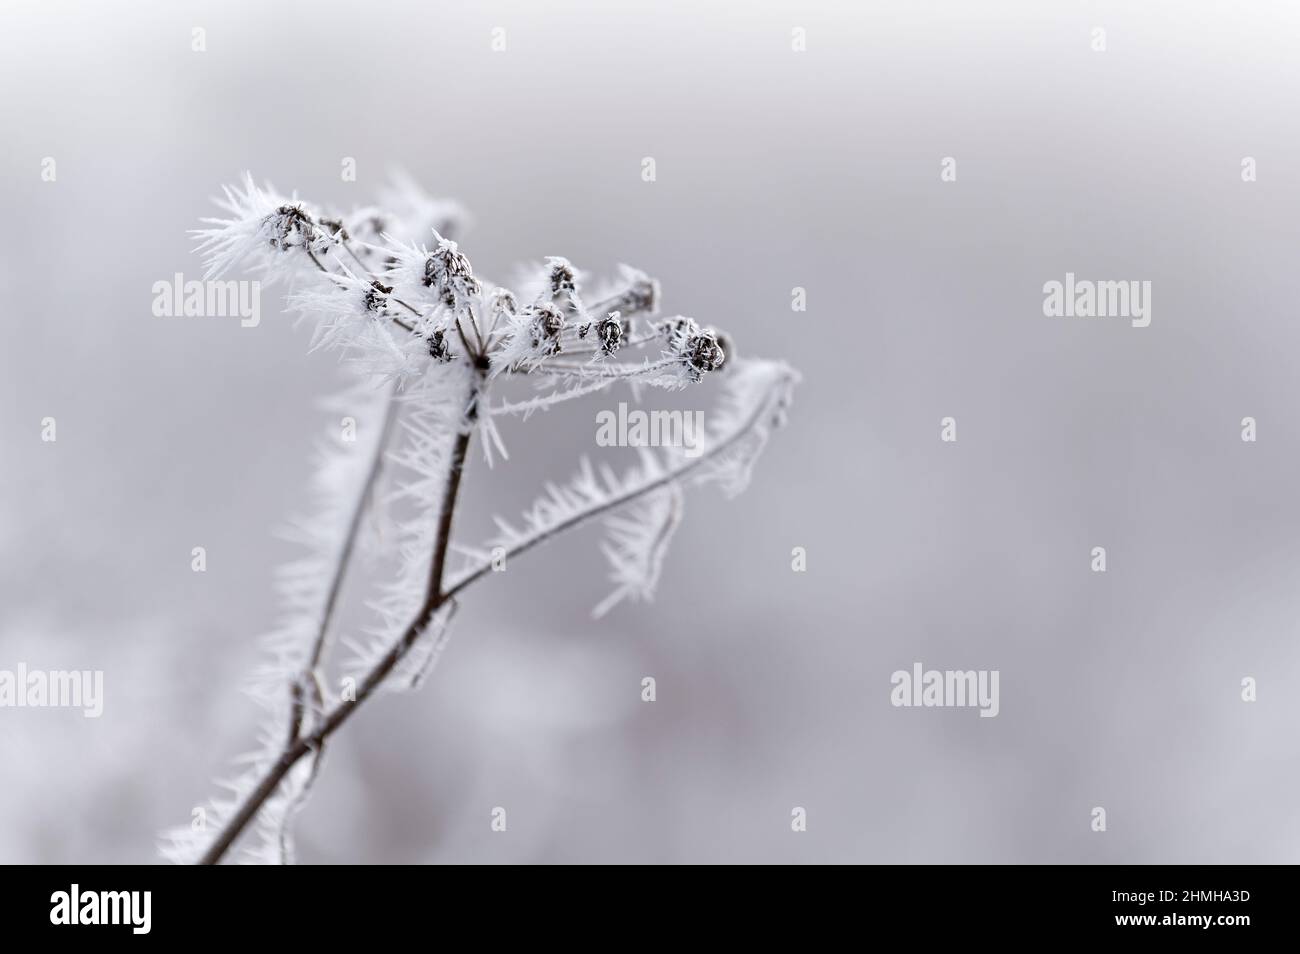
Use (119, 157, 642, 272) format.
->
(422, 238, 480, 308)
(427, 329, 452, 362)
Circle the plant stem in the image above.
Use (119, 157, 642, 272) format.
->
(198, 373, 481, 865)
(196, 363, 779, 864)
(445, 378, 776, 603)
(288, 380, 401, 744)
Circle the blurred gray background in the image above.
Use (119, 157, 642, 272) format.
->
(3, 0, 1300, 863)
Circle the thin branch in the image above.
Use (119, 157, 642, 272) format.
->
(556, 328, 664, 358)
(324, 230, 484, 355)
(184, 175, 792, 868)
(199, 363, 782, 865)
(443, 373, 779, 603)
(308, 243, 424, 335)
(276, 729, 324, 865)
(579, 288, 658, 328)
(197, 371, 484, 865)
(487, 376, 623, 417)
(286, 379, 402, 745)
(535, 357, 674, 377)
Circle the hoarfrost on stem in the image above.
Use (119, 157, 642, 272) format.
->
(166, 172, 799, 864)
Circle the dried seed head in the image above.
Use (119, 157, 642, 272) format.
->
(427, 328, 452, 362)
(663, 316, 697, 336)
(490, 299, 569, 374)
(660, 315, 700, 345)
(686, 330, 725, 376)
(489, 287, 518, 317)
(363, 279, 393, 315)
(596, 312, 624, 355)
(264, 205, 321, 252)
(628, 276, 658, 314)
(659, 317, 725, 381)
(546, 257, 577, 297)
(534, 302, 566, 340)
(523, 301, 566, 355)
(605, 272, 659, 317)
(422, 238, 480, 307)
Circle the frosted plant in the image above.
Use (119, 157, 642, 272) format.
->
(161, 173, 798, 864)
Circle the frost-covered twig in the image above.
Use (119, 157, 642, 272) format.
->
(447, 358, 797, 610)
(287, 382, 400, 735)
(192, 373, 482, 867)
(164, 174, 796, 865)
(270, 381, 401, 861)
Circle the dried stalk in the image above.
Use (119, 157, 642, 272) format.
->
(170, 174, 795, 864)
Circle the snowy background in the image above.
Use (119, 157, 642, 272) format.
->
(3, 0, 1300, 862)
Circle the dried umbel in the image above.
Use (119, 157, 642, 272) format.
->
(174, 172, 798, 866)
